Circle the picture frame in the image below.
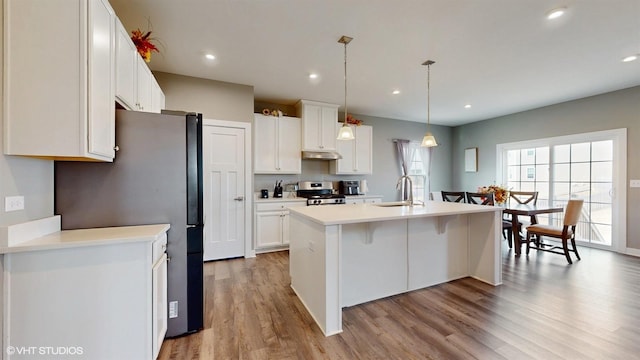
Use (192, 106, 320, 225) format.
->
(465, 147, 478, 172)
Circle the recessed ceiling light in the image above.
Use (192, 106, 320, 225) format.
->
(622, 55, 638, 62)
(547, 7, 566, 20)
(309, 73, 318, 79)
(205, 54, 215, 60)
(392, 90, 400, 95)
(464, 104, 472, 109)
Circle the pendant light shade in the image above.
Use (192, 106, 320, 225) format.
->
(421, 133, 437, 147)
(337, 124, 355, 140)
(337, 35, 355, 141)
(421, 60, 438, 147)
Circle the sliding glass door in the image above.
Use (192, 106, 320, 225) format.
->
(497, 129, 627, 251)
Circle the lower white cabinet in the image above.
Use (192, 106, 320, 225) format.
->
(345, 196, 382, 205)
(255, 201, 306, 249)
(3, 230, 168, 360)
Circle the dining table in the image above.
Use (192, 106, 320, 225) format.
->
(502, 203, 564, 255)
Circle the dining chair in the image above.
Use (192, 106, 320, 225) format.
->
(441, 191, 466, 203)
(525, 199, 584, 264)
(466, 192, 514, 246)
(506, 190, 539, 245)
(466, 192, 494, 205)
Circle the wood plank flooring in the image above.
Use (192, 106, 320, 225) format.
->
(158, 246, 640, 359)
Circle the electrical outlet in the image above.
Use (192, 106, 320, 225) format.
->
(631, 179, 640, 188)
(5, 196, 24, 212)
(169, 301, 178, 318)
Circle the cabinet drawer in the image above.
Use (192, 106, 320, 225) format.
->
(152, 233, 168, 262)
(256, 201, 306, 212)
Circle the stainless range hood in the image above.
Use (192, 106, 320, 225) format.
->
(301, 150, 343, 160)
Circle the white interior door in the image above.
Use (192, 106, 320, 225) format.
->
(203, 125, 246, 260)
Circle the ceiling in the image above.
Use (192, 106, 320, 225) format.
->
(110, 0, 640, 126)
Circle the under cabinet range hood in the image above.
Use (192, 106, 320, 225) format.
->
(302, 150, 343, 160)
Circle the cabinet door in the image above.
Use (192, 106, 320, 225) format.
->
(281, 211, 291, 245)
(364, 198, 382, 204)
(302, 104, 323, 150)
(320, 106, 339, 151)
(332, 125, 372, 174)
(87, 0, 116, 159)
(150, 76, 165, 113)
(253, 115, 278, 173)
(354, 125, 373, 174)
(152, 253, 168, 359)
(136, 56, 153, 111)
(277, 116, 302, 173)
(255, 211, 284, 248)
(115, 19, 136, 110)
(345, 198, 364, 205)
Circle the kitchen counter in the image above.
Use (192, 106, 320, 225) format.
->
(0, 215, 170, 254)
(289, 201, 502, 336)
(288, 200, 499, 225)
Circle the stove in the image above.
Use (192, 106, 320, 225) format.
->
(297, 181, 346, 206)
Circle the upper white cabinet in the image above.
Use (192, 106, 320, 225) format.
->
(4, 0, 116, 161)
(331, 125, 373, 174)
(115, 18, 137, 110)
(295, 100, 340, 151)
(253, 114, 301, 174)
(115, 19, 164, 113)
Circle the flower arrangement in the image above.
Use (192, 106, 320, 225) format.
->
(131, 29, 159, 62)
(345, 114, 363, 126)
(477, 185, 509, 204)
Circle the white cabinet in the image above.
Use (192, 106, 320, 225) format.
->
(115, 18, 137, 110)
(295, 100, 340, 151)
(4, 227, 168, 360)
(331, 125, 373, 174)
(345, 198, 364, 205)
(345, 196, 382, 204)
(151, 237, 168, 359)
(151, 76, 166, 113)
(253, 114, 301, 174)
(4, 0, 116, 161)
(115, 19, 164, 113)
(255, 202, 306, 249)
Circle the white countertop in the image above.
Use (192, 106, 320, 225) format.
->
(0, 216, 170, 254)
(288, 201, 501, 225)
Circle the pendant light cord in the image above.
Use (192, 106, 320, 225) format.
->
(344, 41, 348, 124)
(427, 62, 431, 131)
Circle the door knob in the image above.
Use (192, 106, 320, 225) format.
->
(234, 196, 244, 201)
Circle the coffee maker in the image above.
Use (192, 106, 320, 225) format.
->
(339, 180, 360, 195)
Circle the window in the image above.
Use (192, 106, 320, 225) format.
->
(497, 129, 627, 251)
(409, 150, 426, 203)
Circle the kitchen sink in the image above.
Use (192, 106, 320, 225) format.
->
(374, 201, 412, 207)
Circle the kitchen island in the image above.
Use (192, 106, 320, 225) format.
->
(288, 201, 502, 336)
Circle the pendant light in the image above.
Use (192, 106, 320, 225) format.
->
(337, 35, 355, 140)
(421, 60, 438, 147)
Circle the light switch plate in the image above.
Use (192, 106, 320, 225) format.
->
(169, 301, 178, 318)
(631, 179, 640, 188)
(5, 196, 24, 212)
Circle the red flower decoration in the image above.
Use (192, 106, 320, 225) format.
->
(131, 29, 159, 63)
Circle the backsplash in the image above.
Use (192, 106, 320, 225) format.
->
(254, 160, 367, 192)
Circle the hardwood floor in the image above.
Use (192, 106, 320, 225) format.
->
(158, 246, 640, 359)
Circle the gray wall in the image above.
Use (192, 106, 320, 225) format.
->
(154, 71, 254, 122)
(0, 5, 53, 228)
(254, 113, 453, 202)
(452, 86, 640, 249)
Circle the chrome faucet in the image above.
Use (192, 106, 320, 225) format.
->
(396, 175, 414, 206)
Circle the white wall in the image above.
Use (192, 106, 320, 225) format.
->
(0, 4, 54, 228)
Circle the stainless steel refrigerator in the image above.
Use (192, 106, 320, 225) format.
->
(55, 109, 204, 337)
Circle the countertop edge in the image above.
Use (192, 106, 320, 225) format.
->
(289, 203, 502, 226)
(0, 223, 171, 254)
